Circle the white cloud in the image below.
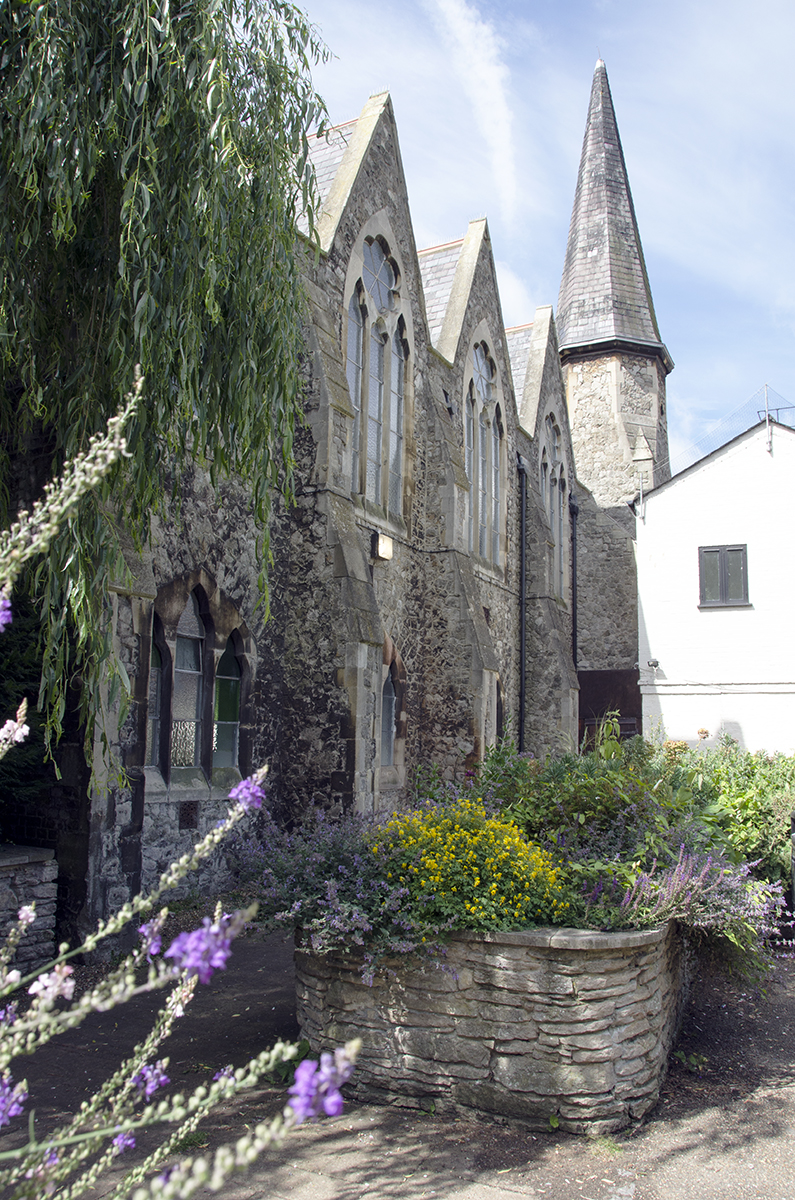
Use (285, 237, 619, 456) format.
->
(494, 261, 535, 329)
(422, 0, 518, 227)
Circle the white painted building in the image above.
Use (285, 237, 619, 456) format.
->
(636, 419, 795, 752)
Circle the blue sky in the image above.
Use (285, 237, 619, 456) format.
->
(302, 0, 795, 466)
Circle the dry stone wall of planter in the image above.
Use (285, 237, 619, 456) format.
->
(0, 847, 57, 973)
(296, 922, 685, 1135)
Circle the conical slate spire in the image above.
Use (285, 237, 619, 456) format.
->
(557, 60, 672, 371)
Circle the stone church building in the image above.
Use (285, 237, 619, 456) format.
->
(5, 62, 674, 936)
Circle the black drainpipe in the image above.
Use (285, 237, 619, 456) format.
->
(517, 455, 528, 751)
(569, 491, 579, 671)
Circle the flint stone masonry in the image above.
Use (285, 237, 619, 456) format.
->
(296, 922, 685, 1135)
(0, 847, 57, 972)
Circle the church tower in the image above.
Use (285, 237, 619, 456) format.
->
(557, 60, 672, 516)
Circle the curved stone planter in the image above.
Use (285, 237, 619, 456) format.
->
(295, 923, 686, 1134)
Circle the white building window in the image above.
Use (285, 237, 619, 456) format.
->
(345, 237, 408, 520)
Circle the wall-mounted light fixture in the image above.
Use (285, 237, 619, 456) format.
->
(372, 532, 393, 561)
(647, 659, 659, 669)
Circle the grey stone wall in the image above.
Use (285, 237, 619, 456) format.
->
(575, 489, 639, 673)
(0, 848, 57, 973)
(296, 922, 685, 1135)
(564, 352, 668, 513)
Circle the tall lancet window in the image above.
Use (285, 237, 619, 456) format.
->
(213, 638, 241, 768)
(347, 296, 364, 492)
(173, 593, 205, 767)
(464, 340, 502, 565)
(344, 236, 409, 518)
(465, 393, 475, 552)
(381, 669, 397, 768)
(492, 408, 503, 563)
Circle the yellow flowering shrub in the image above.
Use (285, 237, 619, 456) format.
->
(371, 797, 568, 930)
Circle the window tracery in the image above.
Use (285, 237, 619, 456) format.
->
(464, 341, 503, 566)
(147, 587, 246, 780)
(345, 237, 408, 519)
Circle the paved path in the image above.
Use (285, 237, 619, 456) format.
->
(9, 933, 795, 1199)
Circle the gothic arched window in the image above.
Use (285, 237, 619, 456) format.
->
(147, 586, 249, 782)
(213, 638, 242, 768)
(464, 341, 503, 566)
(173, 593, 205, 768)
(345, 237, 408, 520)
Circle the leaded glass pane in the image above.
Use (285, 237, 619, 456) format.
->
(466, 396, 474, 552)
(491, 420, 501, 564)
(176, 593, 205, 638)
(173, 661, 201, 721)
(172, 721, 201, 767)
(479, 412, 488, 558)
(473, 344, 492, 404)
(175, 636, 201, 672)
(146, 644, 161, 767)
(347, 298, 364, 492)
(213, 637, 241, 768)
(363, 240, 394, 312)
(388, 333, 404, 516)
(366, 330, 384, 503)
(381, 673, 396, 767)
(174, 596, 203, 767)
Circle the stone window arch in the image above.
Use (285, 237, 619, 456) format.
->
(147, 580, 252, 785)
(344, 235, 409, 520)
(539, 412, 569, 599)
(464, 340, 503, 566)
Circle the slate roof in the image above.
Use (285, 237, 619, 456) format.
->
(557, 61, 671, 370)
(417, 239, 464, 349)
(505, 323, 535, 396)
(308, 120, 356, 205)
(297, 120, 357, 235)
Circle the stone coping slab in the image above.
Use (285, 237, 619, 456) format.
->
(0, 846, 55, 868)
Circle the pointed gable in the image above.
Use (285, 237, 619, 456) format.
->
(557, 60, 672, 372)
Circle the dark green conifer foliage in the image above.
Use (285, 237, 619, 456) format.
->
(0, 0, 326, 752)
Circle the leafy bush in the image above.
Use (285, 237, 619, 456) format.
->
(234, 799, 568, 979)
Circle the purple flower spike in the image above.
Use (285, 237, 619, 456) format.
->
(229, 776, 267, 812)
(112, 1130, 136, 1155)
(0, 592, 11, 633)
(164, 912, 245, 984)
(138, 916, 164, 959)
(0, 1073, 27, 1127)
(132, 1060, 170, 1100)
(287, 1046, 356, 1126)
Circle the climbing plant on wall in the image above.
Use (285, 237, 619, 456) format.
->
(0, 0, 327, 754)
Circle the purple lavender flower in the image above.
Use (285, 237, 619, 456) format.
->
(0, 1002, 18, 1026)
(164, 912, 245, 984)
(229, 776, 267, 812)
(0, 591, 11, 633)
(138, 916, 164, 959)
(132, 1060, 169, 1100)
(112, 1130, 136, 1155)
(213, 1065, 235, 1081)
(0, 1073, 27, 1127)
(286, 1046, 356, 1125)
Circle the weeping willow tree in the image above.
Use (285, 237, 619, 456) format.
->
(0, 0, 327, 754)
